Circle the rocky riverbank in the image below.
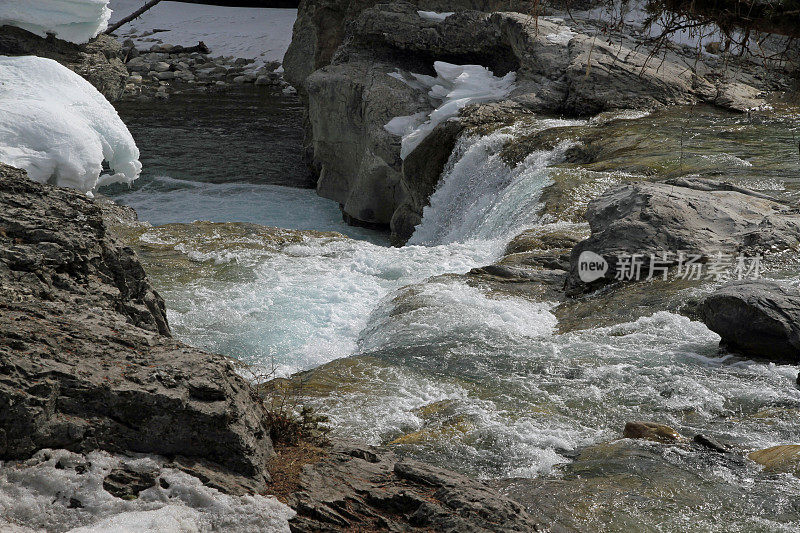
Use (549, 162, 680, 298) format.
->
(0, 163, 545, 531)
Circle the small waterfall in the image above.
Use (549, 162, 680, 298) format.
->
(408, 119, 582, 246)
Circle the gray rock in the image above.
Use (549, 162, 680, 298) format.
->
(0, 165, 274, 491)
(286, 441, 545, 532)
(155, 70, 175, 80)
(698, 280, 800, 362)
(153, 61, 170, 72)
(284, 0, 772, 234)
(565, 178, 800, 294)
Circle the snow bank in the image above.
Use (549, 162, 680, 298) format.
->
(0, 56, 141, 193)
(0, 0, 111, 44)
(385, 62, 516, 159)
(108, 0, 297, 65)
(0, 449, 294, 532)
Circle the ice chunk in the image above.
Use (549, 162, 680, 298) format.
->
(0, 55, 141, 193)
(385, 61, 516, 159)
(417, 10, 454, 22)
(0, 0, 111, 44)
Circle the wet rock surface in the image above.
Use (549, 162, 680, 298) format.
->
(285, 441, 547, 532)
(0, 164, 274, 491)
(565, 178, 800, 294)
(699, 280, 800, 362)
(0, 25, 128, 100)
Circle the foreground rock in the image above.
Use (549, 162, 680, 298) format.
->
(0, 164, 273, 491)
(566, 178, 800, 294)
(284, 441, 546, 532)
(0, 25, 128, 100)
(698, 280, 800, 362)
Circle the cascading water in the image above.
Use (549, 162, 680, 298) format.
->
(409, 119, 584, 246)
(111, 100, 800, 531)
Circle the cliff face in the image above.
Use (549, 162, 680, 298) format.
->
(0, 164, 273, 491)
(284, 0, 777, 242)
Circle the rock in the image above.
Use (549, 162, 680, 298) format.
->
(0, 25, 128, 100)
(693, 434, 729, 453)
(623, 421, 685, 443)
(153, 61, 170, 72)
(698, 281, 800, 362)
(0, 165, 274, 492)
(285, 0, 769, 236)
(495, 439, 747, 531)
(103, 467, 158, 499)
(566, 178, 800, 294)
(285, 441, 545, 532)
(128, 74, 143, 84)
(305, 58, 428, 226)
(749, 445, 800, 475)
(155, 70, 175, 80)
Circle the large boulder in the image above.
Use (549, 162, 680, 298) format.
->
(566, 178, 800, 294)
(698, 280, 800, 362)
(0, 165, 273, 491)
(0, 25, 128, 100)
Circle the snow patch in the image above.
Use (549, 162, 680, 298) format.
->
(385, 61, 516, 159)
(417, 10, 454, 22)
(108, 1, 297, 65)
(0, 449, 294, 533)
(0, 55, 141, 193)
(0, 0, 111, 44)
(546, 28, 577, 45)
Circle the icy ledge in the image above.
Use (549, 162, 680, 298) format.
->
(385, 61, 516, 159)
(0, 56, 141, 193)
(0, 0, 111, 44)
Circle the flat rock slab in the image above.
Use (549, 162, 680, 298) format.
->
(699, 280, 800, 362)
(286, 441, 547, 532)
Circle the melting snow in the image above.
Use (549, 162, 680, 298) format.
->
(0, 55, 141, 193)
(0, 0, 111, 44)
(385, 61, 516, 159)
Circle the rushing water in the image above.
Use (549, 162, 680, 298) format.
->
(108, 89, 800, 531)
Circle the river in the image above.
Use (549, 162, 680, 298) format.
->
(107, 86, 800, 531)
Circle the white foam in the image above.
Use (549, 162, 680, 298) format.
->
(0, 449, 294, 533)
(385, 61, 516, 159)
(0, 56, 141, 192)
(0, 0, 111, 44)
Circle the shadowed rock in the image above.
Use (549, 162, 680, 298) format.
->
(698, 280, 800, 362)
(0, 164, 273, 492)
